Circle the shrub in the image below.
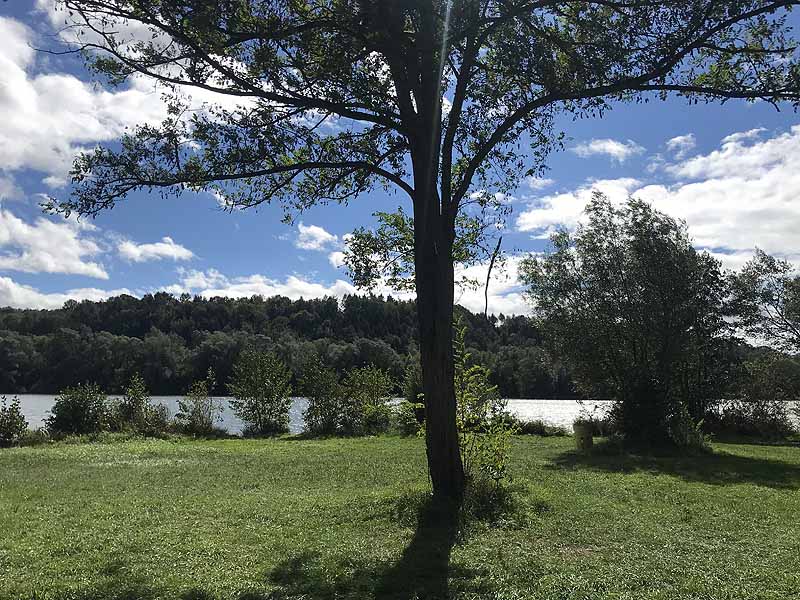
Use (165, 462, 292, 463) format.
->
(706, 356, 800, 439)
(454, 318, 514, 486)
(300, 357, 344, 436)
(46, 383, 108, 435)
(342, 365, 394, 435)
(0, 396, 27, 447)
(394, 400, 424, 436)
(228, 350, 293, 436)
(176, 369, 223, 436)
(503, 415, 567, 437)
(113, 374, 170, 436)
(402, 358, 424, 403)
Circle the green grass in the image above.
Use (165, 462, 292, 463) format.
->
(1, 436, 798, 600)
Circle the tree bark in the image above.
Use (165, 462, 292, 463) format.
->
(414, 205, 465, 500)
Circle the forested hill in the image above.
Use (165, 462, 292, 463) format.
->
(0, 293, 578, 398)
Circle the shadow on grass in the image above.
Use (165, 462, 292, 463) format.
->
(551, 443, 800, 489)
(262, 498, 462, 599)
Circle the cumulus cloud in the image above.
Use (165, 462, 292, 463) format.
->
(296, 222, 339, 251)
(0, 176, 22, 202)
(0, 277, 131, 309)
(328, 251, 346, 268)
(165, 268, 356, 300)
(516, 178, 641, 236)
(118, 237, 195, 263)
(526, 177, 555, 191)
(571, 138, 645, 163)
(517, 125, 800, 268)
(0, 17, 168, 187)
(454, 256, 530, 316)
(0, 209, 107, 278)
(666, 134, 696, 159)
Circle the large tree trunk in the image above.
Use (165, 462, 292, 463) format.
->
(414, 212, 465, 500)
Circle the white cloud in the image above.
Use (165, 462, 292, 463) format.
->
(0, 176, 22, 202)
(571, 138, 645, 163)
(167, 268, 356, 300)
(517, 125, 800, 269)
(0, 17, 167, 186)
(0, 277, 131, 309)
(328, 251, 346, 268)
(118, 236, 195, 263)
(0, 209, 107, 278)
(296, 222, 338, 251)
(666, 134, 696, 159)
(454, 256, 530, 316)
(525, 177, 555, 191)
(516, 178, 641, 236)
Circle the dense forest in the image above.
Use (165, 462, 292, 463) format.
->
(0, 293, 578, 398)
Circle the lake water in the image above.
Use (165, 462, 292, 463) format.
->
(6, 395, 613, 435)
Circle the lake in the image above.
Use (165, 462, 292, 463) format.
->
(7, 395, 612, 435)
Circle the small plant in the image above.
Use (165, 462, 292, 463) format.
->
(114, 374, 170, 436)
(46, 383, 108, 436)
(176, 369, 223, 436)
(300, 356, 344, 436)
(342, 365, 394, 435)
(228, 350, 293, 436)
(394, 400, 424, 436)
(454, 317, 514, 487)
(0, 396, 27, 447)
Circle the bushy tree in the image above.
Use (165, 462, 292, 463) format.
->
(228, 350, 293, 436)
(299, 356, 344, 436)
(176, 369, 222, 436)
(0, 396, 28, 447)
(114, 373, 169, 435)
(342, 366, 395, 435)
(48, 0, 800, 498)
(718, 355, 800, 438)
(521, 195, 730, 448)
(46, 383, 108, 436)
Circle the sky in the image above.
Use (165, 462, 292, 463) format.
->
(1, 1, 800, 315)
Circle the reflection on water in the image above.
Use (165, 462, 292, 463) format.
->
(9, 395, 611, 435)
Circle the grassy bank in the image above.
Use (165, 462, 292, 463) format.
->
(1, 436, 798, 600)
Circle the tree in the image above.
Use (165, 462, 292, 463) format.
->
(49, 0, 800, 497)
(228, 350, 293, 435)
(731, 249, 800, 352)
(341, 365, 395, 435)
(520, 195, 730, 447)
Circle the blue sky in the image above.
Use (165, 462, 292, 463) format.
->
(1, 1, 799, 314)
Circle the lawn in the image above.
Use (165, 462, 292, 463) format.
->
(0, 435, 798, 600)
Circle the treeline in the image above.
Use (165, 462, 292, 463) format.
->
(0, 293, 576, 398)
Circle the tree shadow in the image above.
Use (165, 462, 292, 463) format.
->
(374, 496, 460, 599)
(262, 496, 469, 599)
(550, 444, 800, 489)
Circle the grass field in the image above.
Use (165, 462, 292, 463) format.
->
(1, 435, 799, 600)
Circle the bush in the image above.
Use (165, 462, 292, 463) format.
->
(454, 318, 514, 486)
(706, 356, 800, 439)
(394, 400, 424, 436)
(46, 383, 108, 435)
(228, 350, 293, 436)
(176, 369, 223, 436)
(503, 415, 567, 437)
(342, 365, 394, 435)
(0, 396, 27, 447)
(112, 374, 170, 436)
(300, 357, 345, 436)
